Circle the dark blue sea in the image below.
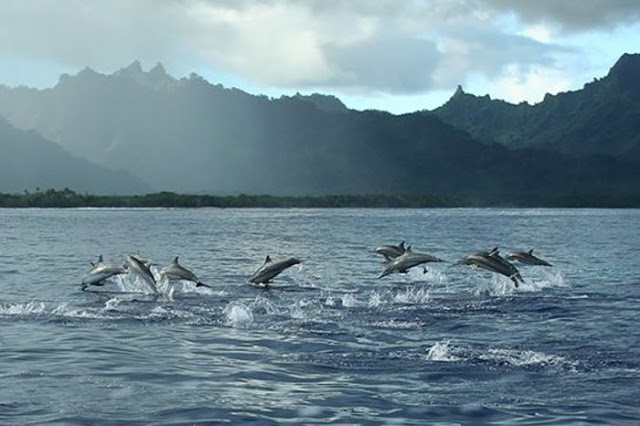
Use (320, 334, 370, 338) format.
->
(1, 208, 639, 425)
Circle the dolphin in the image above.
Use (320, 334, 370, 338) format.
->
(505, 249, 552, 266)
(126, 255, 159, 294)
(130, 254, 154, 269)
(455, 249, 524, 287)
(159, 256, 210, 288)
(374, 241, 406, 261)
(81, 255, 128, 290)
(379, 248, 445, 279)
(249, 255, 301, 285)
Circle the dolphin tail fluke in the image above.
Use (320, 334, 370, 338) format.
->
(510, 273, 524, 287)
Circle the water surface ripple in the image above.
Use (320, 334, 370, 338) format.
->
(1, 208, 639, 424)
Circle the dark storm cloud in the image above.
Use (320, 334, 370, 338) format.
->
(325, 35, 440, 93)
(0, 0, 635, 96)
(482, 0, 640, 31)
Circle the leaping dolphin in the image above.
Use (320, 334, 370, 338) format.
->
(126, 255, 159, 295)
(249, 255, 301, 286)
(505, 249, 552, 266)
(130, 254, 154, 269)
(455, 248, 524, 287)
(81, 255, 128, 290)
(374, 241, 406, 261)
(379, 248, 445, 279)
(159, 256, 210, 288)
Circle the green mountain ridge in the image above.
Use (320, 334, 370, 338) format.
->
(432, 53, 640, 159)
(0, 55, 639, 202)
(0, 117, 151, 194)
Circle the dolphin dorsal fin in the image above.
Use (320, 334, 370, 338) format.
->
(98, 255, 103, 263)
(399, 241, 405, 249)
(173, 256, 179, 264)
(527, 249, 533, 255)
(264, 255, 272, 264)
(406, 245, 412, 252)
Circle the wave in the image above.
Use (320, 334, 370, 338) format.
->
(0, 301, 109, 319)
(0, 301, 47, 315)
(223, 301, 254, 327)
(425, 339, 579, 372)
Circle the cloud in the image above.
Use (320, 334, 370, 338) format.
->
(482, 0, 640, 32)
(0, 0, 635, 100)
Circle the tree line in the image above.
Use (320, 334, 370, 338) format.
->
(1, 188, 639, 208)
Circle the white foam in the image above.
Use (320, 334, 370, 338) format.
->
(103, 297, 122, 311)
(371, 319, 421, 330)
(51, 303, 107, 319)
(480, 348, 577, 371)
(250, 296, 281, 315)
(426, 340, 462, 362)
(522, 270, 568, 291)
(393, 287, 432, 304)
(223, 301, 254, 327)
(472, 275, 518, 296)
(0, 301, 46, 315)
(289, 298, 322, 319)
(0, 301, 107, 319)
(368, 290, 383, 307)
(341, 294, 363, 308)
(112, 274, 157, 294)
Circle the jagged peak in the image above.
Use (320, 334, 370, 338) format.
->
(117, 60, 144, 75)
(110, 60, 176, 88)
(610, 52, 640, 72)
(291, 92, 348, 113)
(606, 52, 640, 94)
(77, 66, 99, 76)
(453, 85, 465, 97)
(149, 62, 167, 77)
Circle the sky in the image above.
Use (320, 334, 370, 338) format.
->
(1, 0, 639, 114)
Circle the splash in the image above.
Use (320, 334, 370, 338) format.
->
(223, 301, 254, 327)
(51, 303, 106, 319)
(393, 286, 432, 305)
(250, 296, 281, 315)
(522, 269, 568, 291)
(426, 340, 462, 362)
(341, 294, 363, 308)
(289, 298, 322, 319)
(0, 301, 46, 315)
(368, 290, 383, 307)
(480, 348, 578, 371)
(0, 301, 108, 319)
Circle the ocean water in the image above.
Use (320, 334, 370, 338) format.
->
(1, 208, 639, 425)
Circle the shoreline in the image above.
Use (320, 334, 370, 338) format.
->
(2, 189, 640, 208)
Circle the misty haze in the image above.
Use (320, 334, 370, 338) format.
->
(2, 2, 640, 425)
(1, 55, 640, 206)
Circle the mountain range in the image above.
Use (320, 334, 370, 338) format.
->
(0, 117, 150, 194)
(432, 53, 640, 160)
(0, 54, 639, 202)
